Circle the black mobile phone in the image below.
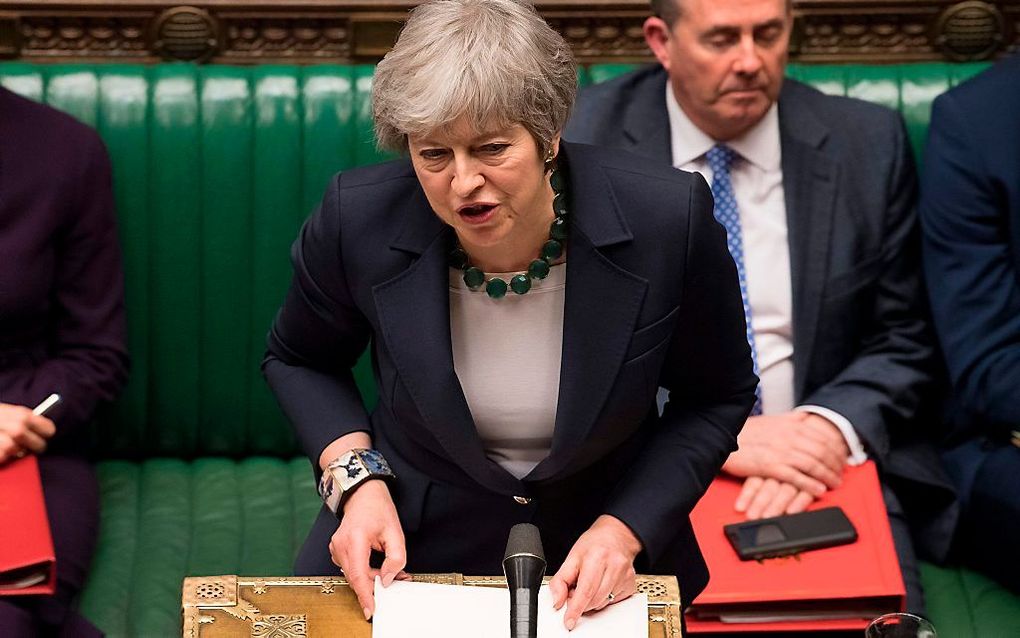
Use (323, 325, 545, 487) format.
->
(724, 507, 858, 561)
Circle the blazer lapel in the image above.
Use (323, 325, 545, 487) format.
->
(779, 84, 838, 401)
(372, 190, 519, 493)
(528, 143, 648, 481)
(621, 67, 673, 164)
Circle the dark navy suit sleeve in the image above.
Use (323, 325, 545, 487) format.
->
(604, 174, 758, 563)
(263, 174, 374, 465)
(798, 115, 933, 460)
(921, 92, 1020, 440)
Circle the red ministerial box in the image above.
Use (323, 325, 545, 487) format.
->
(0, 455, 56, 596)
(686, 461, 905, 632)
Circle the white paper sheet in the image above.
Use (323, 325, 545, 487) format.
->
(372, 578, 648, 637)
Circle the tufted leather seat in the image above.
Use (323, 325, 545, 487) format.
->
(1, 61, 1017, 636)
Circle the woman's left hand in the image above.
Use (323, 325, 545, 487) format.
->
(548, 515, 642, 630)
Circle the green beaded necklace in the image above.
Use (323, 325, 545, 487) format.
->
(448, 164, 568, 299)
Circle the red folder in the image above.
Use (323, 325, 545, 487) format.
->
(0, 455, 56, 595)
(686, 461, 905, 632)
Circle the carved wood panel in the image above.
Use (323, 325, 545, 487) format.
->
(0, 1, 1017, 64)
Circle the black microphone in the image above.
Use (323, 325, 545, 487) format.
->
(503, 523, 547, 638)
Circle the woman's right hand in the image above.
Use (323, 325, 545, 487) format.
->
(330, 479, 407, 621)
(0, 403, 56, 463)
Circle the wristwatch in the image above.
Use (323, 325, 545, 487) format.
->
(318, 448, 396, 516)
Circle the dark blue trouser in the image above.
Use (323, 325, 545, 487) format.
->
(954, 444, 1020, 594)
(884, 484, 925, 616)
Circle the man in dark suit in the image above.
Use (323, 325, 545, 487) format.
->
(565, 0, 956, 614)
(920, 54, 1020, 594)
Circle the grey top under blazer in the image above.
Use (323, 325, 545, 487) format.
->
(565, 65, 958, 561)
(263, 140, 758, 605)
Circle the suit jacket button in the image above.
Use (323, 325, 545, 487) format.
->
(513, 496, 532, 505)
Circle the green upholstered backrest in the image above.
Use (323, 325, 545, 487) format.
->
(0, 63, 391, 459)
(0, 61, 989, 459)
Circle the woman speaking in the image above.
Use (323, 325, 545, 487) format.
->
(264, 0, 756, 629)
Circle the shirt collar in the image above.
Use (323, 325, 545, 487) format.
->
(665, 83, 781, 171)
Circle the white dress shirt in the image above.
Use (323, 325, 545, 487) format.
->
(665, 85, 867, 464)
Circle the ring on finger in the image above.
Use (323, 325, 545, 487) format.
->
(14, 450, 26, 459)
(606, 592, 615, 602)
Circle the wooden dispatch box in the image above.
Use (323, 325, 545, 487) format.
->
(182, 573, 683, 637)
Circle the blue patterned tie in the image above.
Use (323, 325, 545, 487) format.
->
(706, 144, 763, 415)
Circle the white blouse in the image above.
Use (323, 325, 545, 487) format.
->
(449, 263, 567, 479)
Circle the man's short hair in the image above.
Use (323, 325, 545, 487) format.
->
(650, 0, 681, 26)
(650, 0, 792, 27)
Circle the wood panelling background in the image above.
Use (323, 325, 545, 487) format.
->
(0, 1, 1016, 64)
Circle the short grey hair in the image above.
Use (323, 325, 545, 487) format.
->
(373, 0, 577, 156)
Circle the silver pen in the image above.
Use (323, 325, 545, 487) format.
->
(32, 393, 62, 416)
(10, 394, 61, 460)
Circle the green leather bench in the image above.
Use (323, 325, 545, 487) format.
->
(2, 61, 1017, 636)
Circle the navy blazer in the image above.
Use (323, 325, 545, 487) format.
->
(920, 55, 1020, 494)
(566, 66, 958, 560)
(264, 141, 757, 604)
